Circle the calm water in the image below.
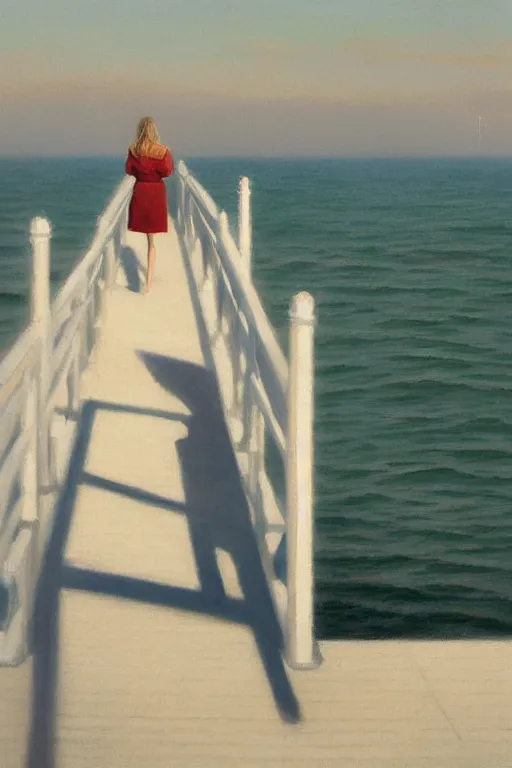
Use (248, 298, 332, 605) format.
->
(1, 156, 512, 639)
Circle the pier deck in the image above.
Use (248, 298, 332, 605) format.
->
(2, 216, 512, 768)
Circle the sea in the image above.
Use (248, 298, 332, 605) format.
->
(1, 155, 512, 640)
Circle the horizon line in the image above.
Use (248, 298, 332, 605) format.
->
(1, 153, 512, 161)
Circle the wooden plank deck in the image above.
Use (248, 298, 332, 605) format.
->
(0, 660, 32, 768)
(2, 216, 512, 767)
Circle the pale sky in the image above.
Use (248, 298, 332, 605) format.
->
(1, 0, 512, 156)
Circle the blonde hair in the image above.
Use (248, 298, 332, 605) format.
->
(130, 116, 160, 157)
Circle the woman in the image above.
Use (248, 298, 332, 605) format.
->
(125, 117, 174, 293)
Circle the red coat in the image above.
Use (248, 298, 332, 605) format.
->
(125, 145, 174, 234)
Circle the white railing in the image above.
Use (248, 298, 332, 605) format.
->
(175, 161, 320, 669)
(0, 175, 134, 665)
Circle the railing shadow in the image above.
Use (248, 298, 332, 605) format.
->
(27, 358, 301, 768)
(139, 352, 294, 703)
(172, 214, 216, 379)
(27, 401, 95, 768)
(118, 244, 141, 293)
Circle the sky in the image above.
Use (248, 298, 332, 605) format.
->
(1, 0, 512, 156)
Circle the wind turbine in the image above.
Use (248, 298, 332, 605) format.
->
(478, 115, 487, 151)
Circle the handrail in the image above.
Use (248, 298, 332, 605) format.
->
(177, 163, 288, 426)
(0, 174, 130, 665)
(52, 175, 134, 322)
(176, 161, 319, 670)
(185, 171, 219, 226)
(0, 325, 40, 411)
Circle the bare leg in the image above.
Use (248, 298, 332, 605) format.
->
(146, 234, 156, 293)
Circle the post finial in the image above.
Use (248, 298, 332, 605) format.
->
(290, 291, 315, 325)
(218, 210, 229, 232)
(30, 217, 52, 239)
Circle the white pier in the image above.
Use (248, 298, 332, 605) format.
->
(0, 163, 511, 767)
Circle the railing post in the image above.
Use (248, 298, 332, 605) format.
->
(67, 319, 81, 415)
(97, 214, 113, 287)
(238, 176, 252, 273)
(20, 373, 39, 580)
(78, 281, 90, 372)
(180, 169, 191, 247)
(20, 372, 38, 515)
(187, 192, 195, 250)
(105, 237, 117, 290)
(29, 217, 52, 490)
(285, 291, 319, 670)
(177, 170, 185, 231)
(121, 201, 129, 246)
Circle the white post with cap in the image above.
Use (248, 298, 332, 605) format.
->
(238, 176, 252, 273)
(29, 217, 52, 491)
(285, 290, 318, 670)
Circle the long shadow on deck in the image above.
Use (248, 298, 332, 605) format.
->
(118, 243, 142, 292)
(27, 360, 300, 768)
